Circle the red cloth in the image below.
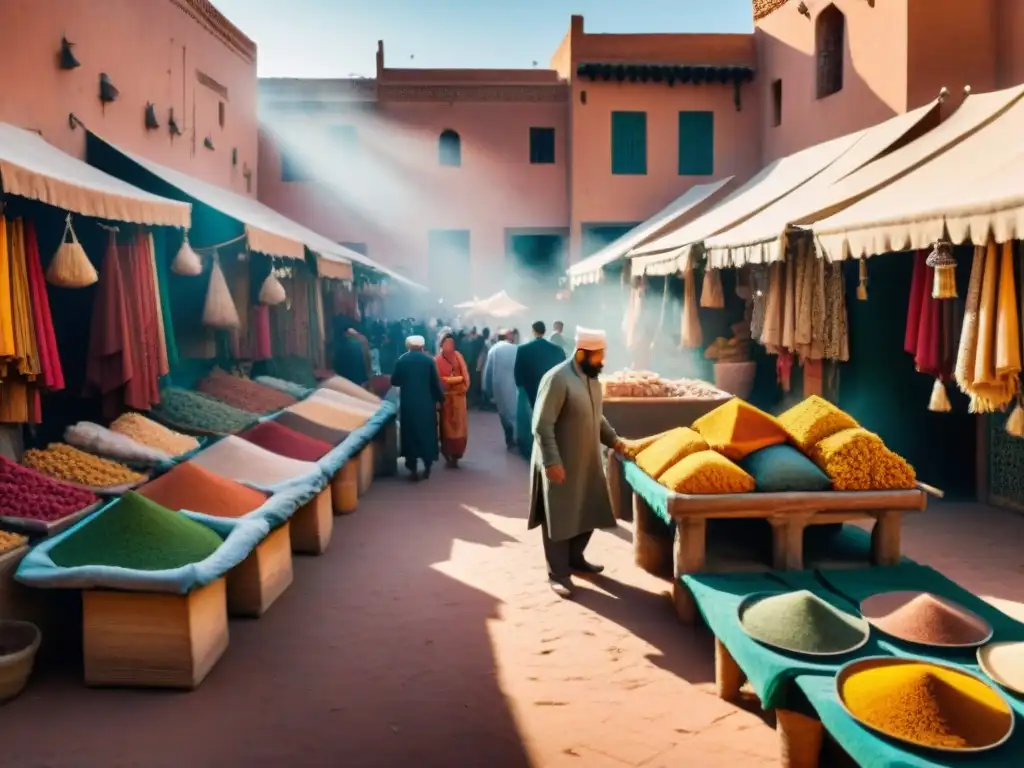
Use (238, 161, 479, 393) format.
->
(914, 263, 942, 376)
(251, 305, 272, 360)
(23, 220, 64, 391)
(118, 238, 154, 411)
(904, 250, 927, 355)
(84, 234, 134, 415)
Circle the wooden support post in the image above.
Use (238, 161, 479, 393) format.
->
(776, 709, 823, 768)
(226, 523, 294, 618)
(357, 443, 375, 496)
(605, 451, 632, 522)
(633, 493, 672, 576)
(871, 511, 902, 566)
(290, 488, 333, 555)
(714, 638, 746, 701)
(672, 516, 706, 624)
(770, 513, 812, 571)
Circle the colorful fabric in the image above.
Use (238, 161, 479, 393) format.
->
(435, 349, 469, 460)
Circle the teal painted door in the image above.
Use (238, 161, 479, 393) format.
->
(611, 112, 647, 175)
(677, 111, 715, 176)
(508, 234, 565, 287)
(581, 223, 640, 258)
(428, 230, 470, 304)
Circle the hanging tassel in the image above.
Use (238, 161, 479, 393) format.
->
(700, 268, 725, 309)
(1006, 399, 1024, 438)
(928, 378, 952, 412)
(171, 233, 203, 276)
(926, 239, 958, 299)
(856, 258, 869, 301)
(46, 214, 98, 288)
(259, 271, 287, 305)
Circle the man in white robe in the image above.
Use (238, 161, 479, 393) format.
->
(482, 329, 518, 450)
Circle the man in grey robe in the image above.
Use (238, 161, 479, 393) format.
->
(482, 329, 518, 450)
(528, 326, 626, 598)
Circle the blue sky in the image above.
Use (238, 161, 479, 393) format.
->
(213, 0, 754, 77)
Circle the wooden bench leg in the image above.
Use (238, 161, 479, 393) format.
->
(606, 452, 632, 523)
(714, 638, 746, 702)
(871, 511, 902, 566)
(770, 514, 811, 571)
(672, 517, 706, 625)
(777, 709, 823, 768)
(633, 493, 672, 576)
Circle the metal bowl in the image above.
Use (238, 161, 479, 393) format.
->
(737, 590, 871, 658)
(836, 656, 1015, 754)
(860, 590, 993, 649)
(978, 642, 1024, 696)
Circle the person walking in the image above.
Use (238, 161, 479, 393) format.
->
(528, 327, 626, 598)
(435, 331, 471, 467)
(390, 334, 445, 481)
(513, 321, 566, 459)
(482, 329, 518, 450)
(549, 320, 570, 356)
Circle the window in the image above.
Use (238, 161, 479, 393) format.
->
(771, 80, 783, 127)
(330, 125, 358, 150)
(611, 111, 646, 175)
(529, 127, 556, 164)
(677, 111, 714, 176)
(816, 4, 845, 99)
(218, 101, 225, 128)
(281, 151, 311, 182)
(438, 129, 461, 167)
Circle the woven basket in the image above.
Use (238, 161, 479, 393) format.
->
(714, 361, 757, 399)
(0, 620, 41, 702)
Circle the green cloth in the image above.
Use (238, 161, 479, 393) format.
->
(739, 444, 832, 493)
(152, 229, 180, 380)
(684, 570, 888, 709)
(49, 492, 223, 570)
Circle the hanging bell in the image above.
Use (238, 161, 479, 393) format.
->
(856, 258, 869, 301)
(925, 239, 957, 299)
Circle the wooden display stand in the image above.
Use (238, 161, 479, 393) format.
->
(331, 460, 359, 514)
(290, 488, 333, 555)
(631, 486, 927, 625)
(374, 419, 398, 477)
(226, 523, 293, 618)
(357, 443, 375, 496)
(82, 578, 229, 689)
(714, 638, 824, 768)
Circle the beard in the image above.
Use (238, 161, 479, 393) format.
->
(579, 358, 604, 378)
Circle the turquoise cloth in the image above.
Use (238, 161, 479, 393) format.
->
(739, 444, 832, 493)
(622, 459, 673, 524)
(796, 675, 1023, 767)
(684, 570, 889, 709)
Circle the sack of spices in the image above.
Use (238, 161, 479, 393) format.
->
(47, 214, 98, 288)
(258, 272, 287, 306)
(202, 252, 240, 329)
(171, 233, 203, 277)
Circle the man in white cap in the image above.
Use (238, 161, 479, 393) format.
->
(390, 334, 445, 481)
(527, 326, 626, 597)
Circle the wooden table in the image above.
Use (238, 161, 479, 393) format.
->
(628, 469, 928, 624)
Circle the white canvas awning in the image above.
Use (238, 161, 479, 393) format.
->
(703, 98, 945, 268)
(466, 291, 527, 318)
(628, 130, 866, 276)
(813, 85, 1024, 259)
(323, 245, 428, 291)
(0, 123, 190, 228)
(566, 177, 733, 287)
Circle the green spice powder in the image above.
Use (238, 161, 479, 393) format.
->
(49, 491, 223, 571)
(741, 590, 868, 654)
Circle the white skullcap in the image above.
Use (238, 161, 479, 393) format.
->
(575, 326, 607, 351)
(406, 335, 426, 348)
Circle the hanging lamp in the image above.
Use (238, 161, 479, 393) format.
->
(926, 239, 957, 299)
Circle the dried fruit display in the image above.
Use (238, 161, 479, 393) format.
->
(600, 369, 729, 400)
(0, 456, 99, 522)
(0, 530, 29, 555)
(22, 443, 144, 489)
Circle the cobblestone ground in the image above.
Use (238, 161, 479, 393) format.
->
(2, 411, 1023, 767)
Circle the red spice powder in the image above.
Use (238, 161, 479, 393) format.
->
(196, 368, 297, 414)
(240, 420, 333, 462)
(273, 411, 348, 446)
(137, 461, 268, 518)
(871, 593, 990, 646)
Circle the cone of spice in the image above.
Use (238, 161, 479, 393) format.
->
(109, 412, 199, 457)
(137, 462, 268, 519)
(739, 590, 870, 655)
(22, 443, 144, 489)
(0, 531, 29, 556)
(0, 456, 99, 523)
(196, 368, 296, 414)
(239, 421, 332, 462)
(189, 436, 319, 488)
(860, 591, 992, 647)
(152, 387, 257, 435)
(839, 658, 1013, 750)
(310, 389, 378, 413)
(49, 491, 223, 571)
(273, 411, 348, 446)
(287, 398, 370, 432)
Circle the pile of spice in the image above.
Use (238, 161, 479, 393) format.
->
(110, 412, 199, 456)
(196, 368, 297, 414)
(288, 398, 370, 432)
(65, 421, 171, 464)
(189, 436, 319, 487)
(740, 590, 868, 654)
(48, 491, 224, 571)
(320, 376, 382, 405)
(22, 443, 144, 489)
(137, 462, 268, 518)
(151, 387, 257, 435)
(866, 592, 991, 646)
(0, 456, 98, 522)
(274, 411, 348, 446)
(239, 421, 332, 462)
(809, 427, 916, 490)
(0, 530, 29, 556)
(312, 388, 379, 413)
(840, 660, 1012, 749)
(254, 376, 312, 400)
(268, 356, 319, 389)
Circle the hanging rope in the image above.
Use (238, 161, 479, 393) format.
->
(192, 233, 247, 252)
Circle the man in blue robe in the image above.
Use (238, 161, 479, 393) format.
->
(390, 335, 445, 481)
(514, 321, 566, 459)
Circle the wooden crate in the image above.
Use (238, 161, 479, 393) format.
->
(82, 578, 229, 690)
(290, 488, 333, 555)
(357, 443, 375, 496)
(331, 461, 359, 515)
(0, 502, 101, 538)
(226, 523, 293, 617)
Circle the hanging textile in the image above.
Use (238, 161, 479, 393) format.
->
(8, 220, 41, 379)
(679, 268, 702, 349)
(760, 261, 785, 351)
(152, 231, 180, 375)
(251, 304, 272, 361)
(84, 233, 134, 416)
(0, 218, 14, 360)
(700, 269, 725, 309)
(749, 265, 769, 342)
(781, 248, 796, 352)
(226, 256, 251, 359)
(954, 245, 984, 397)
(117, 233, 161, 412)
(24, 220, 64, 392)
(147, 233, 169, 376)
(792, 244, 825, 361)
(823, 260, 849, 362)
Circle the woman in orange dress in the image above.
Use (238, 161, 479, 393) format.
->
(435, 331, 470, 466)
